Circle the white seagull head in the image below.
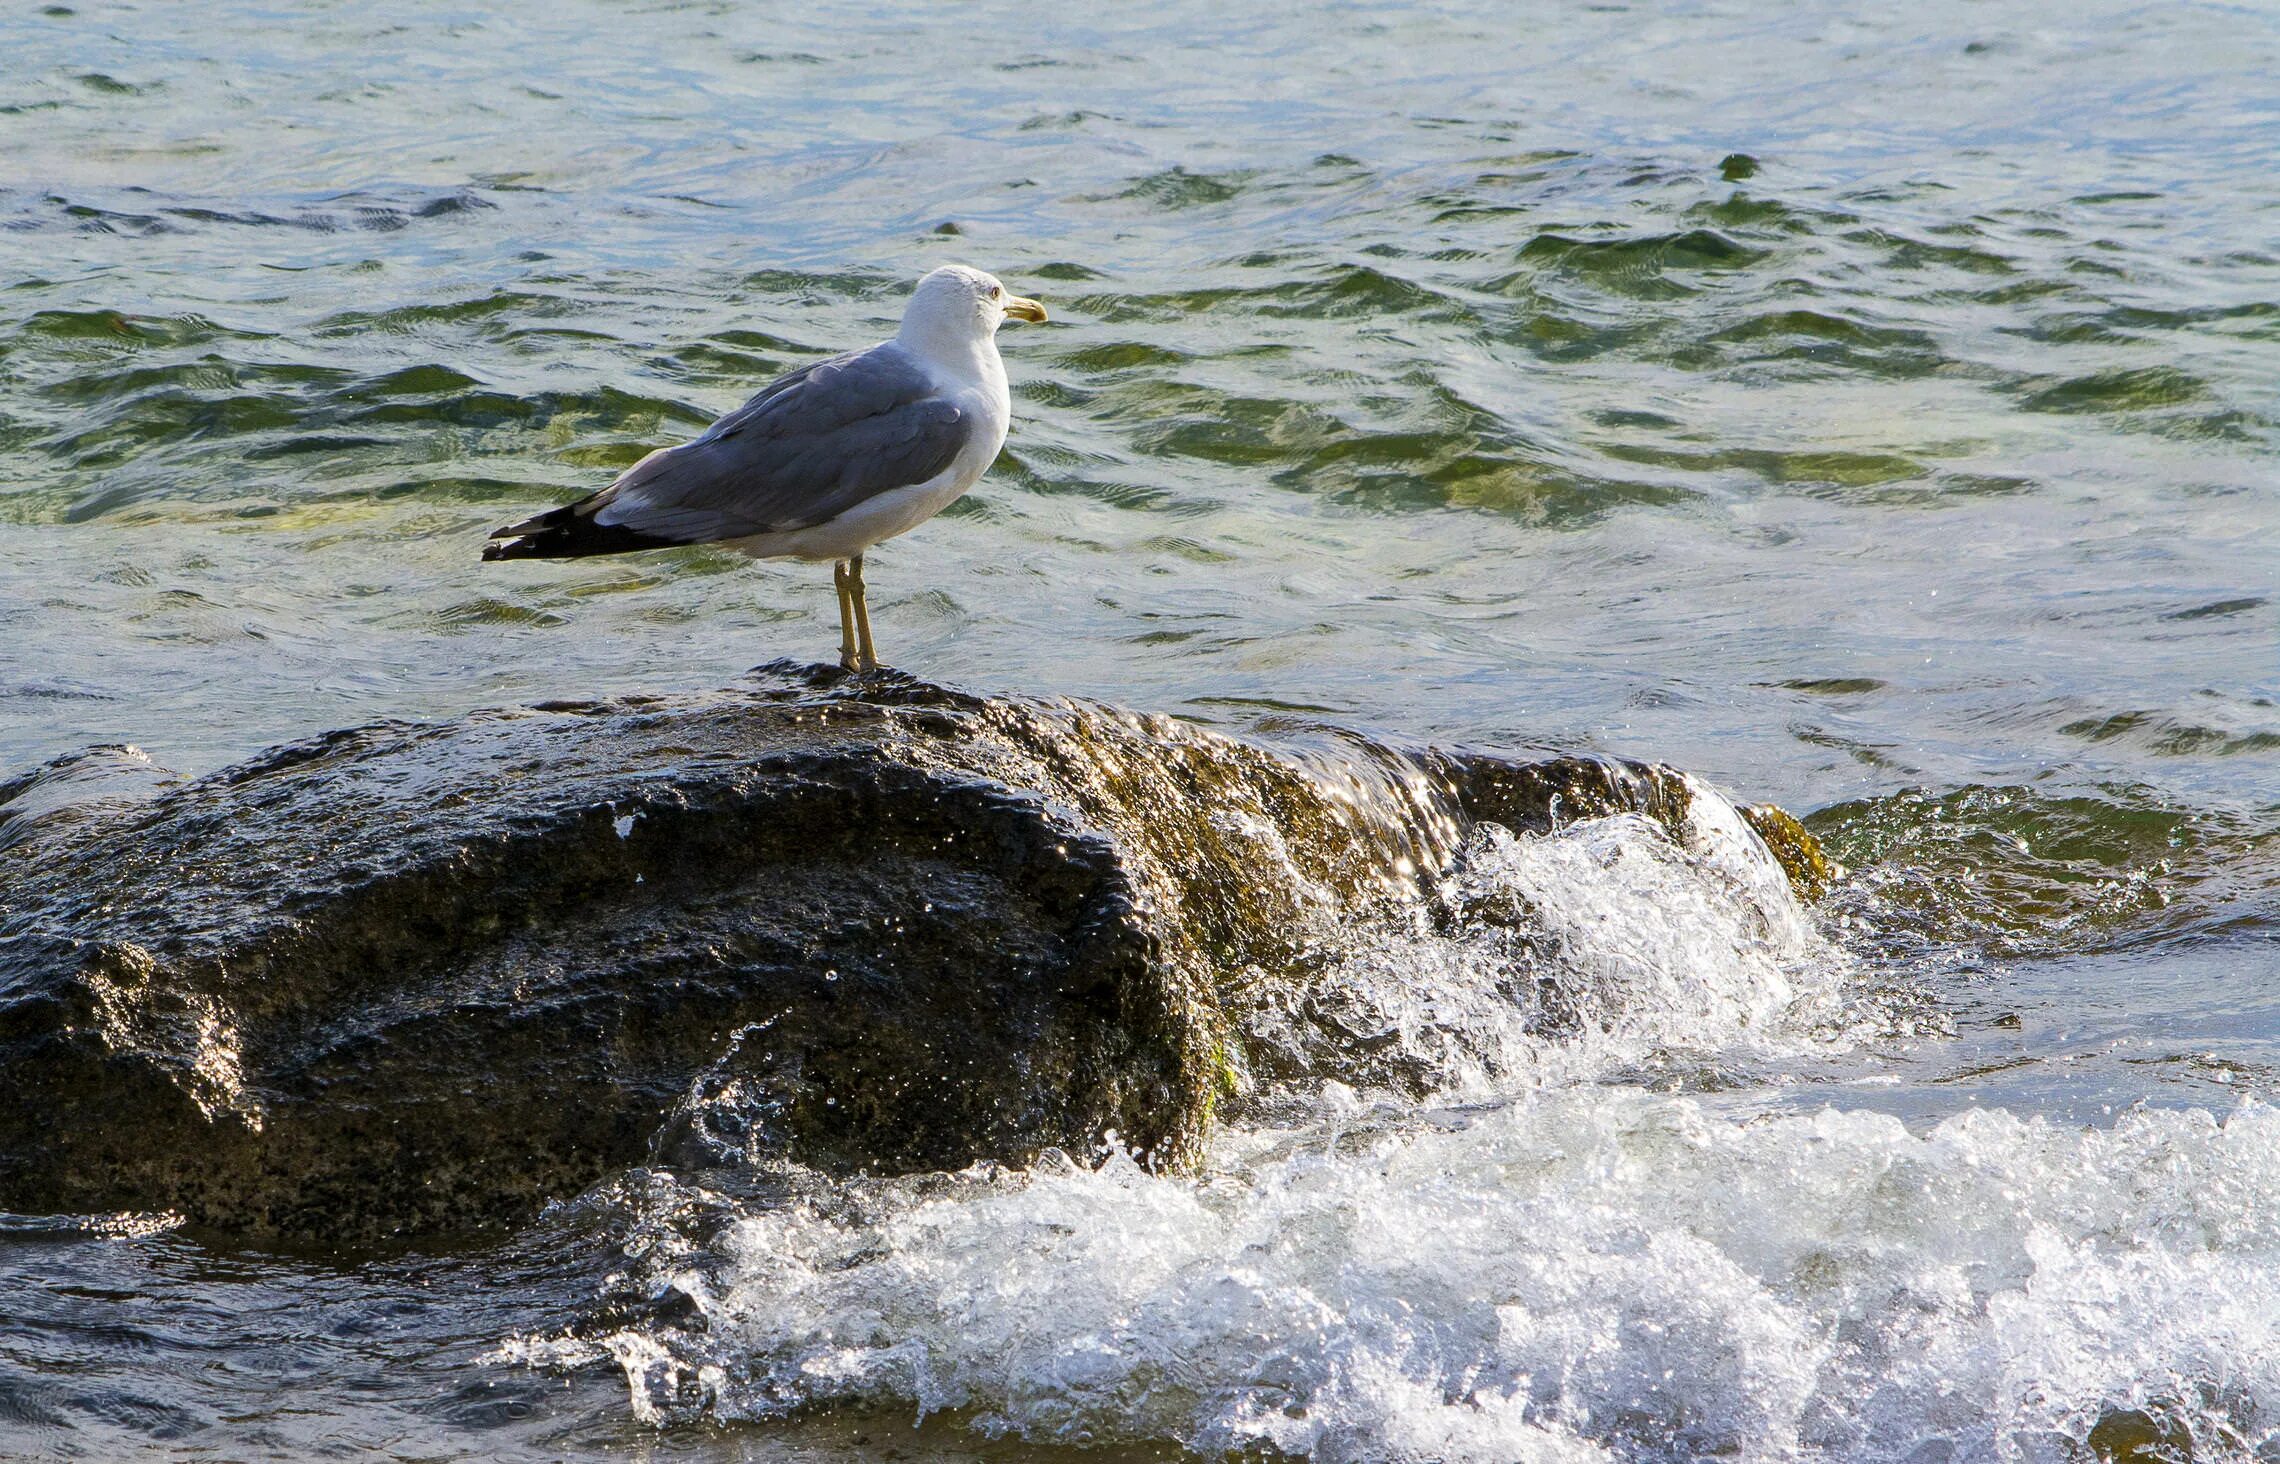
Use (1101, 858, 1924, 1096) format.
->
(899, 265, 1047, 356)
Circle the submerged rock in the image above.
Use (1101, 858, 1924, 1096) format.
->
(0, 664, 1833, 1241)
(2086, 1404, 2198, 1464)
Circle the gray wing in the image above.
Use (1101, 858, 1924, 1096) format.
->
(584, 342, 973, 544)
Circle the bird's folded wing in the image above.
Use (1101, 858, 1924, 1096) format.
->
(585, 344, 972, 544)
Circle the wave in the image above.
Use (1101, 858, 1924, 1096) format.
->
(509, 1094, 2280, 1462)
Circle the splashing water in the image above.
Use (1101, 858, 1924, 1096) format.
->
(1234, 775, 1879, 1103)
(499, 795, 2221, 1461)
(507, 1092, 2280, 1462)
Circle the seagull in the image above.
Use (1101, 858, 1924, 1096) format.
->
(482, 265, 1046, 672)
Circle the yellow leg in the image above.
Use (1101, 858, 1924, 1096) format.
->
(848, 554, 879, 672)
(833, 560, 861, 672)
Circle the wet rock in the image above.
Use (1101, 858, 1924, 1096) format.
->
(2086, 1404, 2196, 1464)
(1739, 801, 1843, 901)
(0, 664, 1833, 1240)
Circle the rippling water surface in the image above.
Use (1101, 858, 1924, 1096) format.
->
(2, 1, 2276, 1459)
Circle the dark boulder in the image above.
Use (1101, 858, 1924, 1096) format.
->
(0, 664, 1832, 1241)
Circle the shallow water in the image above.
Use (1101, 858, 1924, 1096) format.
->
(2, 0, 2276, 1459)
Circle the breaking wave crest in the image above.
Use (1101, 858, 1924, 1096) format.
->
(498, 794, 2272, 1460)
(512, 1094, 2280, 1462)
(1237, 790, 1875, 1103)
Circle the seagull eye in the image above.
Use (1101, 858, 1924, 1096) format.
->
(989, 284, 1002, 299)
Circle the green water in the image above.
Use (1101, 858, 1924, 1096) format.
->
(2, 1, 2277, 1459)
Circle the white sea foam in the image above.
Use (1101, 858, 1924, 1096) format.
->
(1242, 799, 1870, 1099)
(519, 1095, 2280, 1461)
(501, 799, 2277, 1458)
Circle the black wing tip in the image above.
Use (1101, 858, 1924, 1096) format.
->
(480, 504, 681, 561)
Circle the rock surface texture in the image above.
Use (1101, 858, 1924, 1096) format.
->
(0, 665, 1833, 1240)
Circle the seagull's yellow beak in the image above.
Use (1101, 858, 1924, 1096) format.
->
(1001, 293, 1047, 324)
